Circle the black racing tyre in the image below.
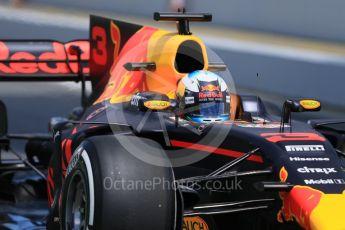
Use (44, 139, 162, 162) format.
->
(47, 147, 61, 230)
(60, 134, 178, 230)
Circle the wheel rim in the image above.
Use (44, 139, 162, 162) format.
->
(65, 173, 88, 230)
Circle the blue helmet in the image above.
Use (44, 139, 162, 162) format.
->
(176, 70, 231, 123)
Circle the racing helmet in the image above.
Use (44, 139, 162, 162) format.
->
(176, 70, 231, 123)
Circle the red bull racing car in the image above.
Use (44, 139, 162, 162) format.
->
(0, 11, 345, 230)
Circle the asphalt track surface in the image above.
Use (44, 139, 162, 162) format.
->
(0, 6, 344, 230)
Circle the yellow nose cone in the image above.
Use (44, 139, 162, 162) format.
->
(310, 192, 345, 230)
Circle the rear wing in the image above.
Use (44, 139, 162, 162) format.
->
(0, 40, 89, 81)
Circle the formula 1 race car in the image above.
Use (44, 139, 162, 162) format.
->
(0, 11, 345, 230)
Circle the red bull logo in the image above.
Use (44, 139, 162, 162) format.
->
(277, 166, 345, 229)
(278, 166, 323, 229)
(278, 185, 323, 229)
(201, 84, 220, 92)
(198, 92, 223, 98)
(0, 41, 89, 75)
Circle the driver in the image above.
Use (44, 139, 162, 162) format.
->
(176, 70, 231, 123)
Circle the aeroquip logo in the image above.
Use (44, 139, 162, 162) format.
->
(300, 100, 320, 110)
(183, 216, 209, 230)
(144, 100, 170, 110)
(201, 84, 220, 92)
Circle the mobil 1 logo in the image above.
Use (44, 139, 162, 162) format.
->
(305, 178, 345, 185)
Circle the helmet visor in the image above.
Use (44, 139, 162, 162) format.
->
(197, 101, 225, 117)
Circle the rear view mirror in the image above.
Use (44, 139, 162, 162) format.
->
(299, 99, 321, 112)
(282, 99, 321, 123)
(0, 100, 8, 136)
(130, 91, 173, 111)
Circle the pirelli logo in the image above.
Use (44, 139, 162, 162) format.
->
(285, 145, 325, 152)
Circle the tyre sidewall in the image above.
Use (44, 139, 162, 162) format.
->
(60, 146, 94, 230)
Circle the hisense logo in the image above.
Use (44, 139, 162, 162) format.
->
(285, 145, 325, 152)
(289, 157, 329, 162)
